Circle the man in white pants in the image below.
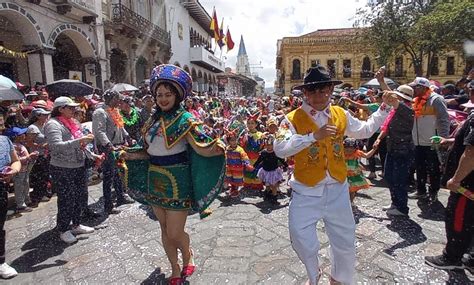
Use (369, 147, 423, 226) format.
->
(274, 65, 395, 284)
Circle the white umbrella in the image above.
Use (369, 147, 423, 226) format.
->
(361, 77, 399, 89)
(0, 75, 24, 101)
(112, 83, 139, 93)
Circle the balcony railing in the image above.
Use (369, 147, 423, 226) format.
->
(111, 3, 170, 47)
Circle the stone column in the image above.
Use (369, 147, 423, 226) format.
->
(27, 47, 55, 85)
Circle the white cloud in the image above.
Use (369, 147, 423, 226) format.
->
(200, 0, 365, 87)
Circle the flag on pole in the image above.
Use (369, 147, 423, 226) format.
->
(225, 27, 235, 51)
(217, 18, 225, 49)
(209, 7, 219, 41)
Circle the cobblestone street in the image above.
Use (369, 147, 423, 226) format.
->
(3, 178, 474, 284)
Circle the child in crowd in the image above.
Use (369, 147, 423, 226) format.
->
(240, 113, 264, 191)
(212, 119, 225, 138)
(264, 117, 279, 136)
(344, 137, 376, 205)
(5, 127, 38, 213)
(224, 130, 254, 198)
(254, 135, 288, 204)
(203, 117, 216, 138)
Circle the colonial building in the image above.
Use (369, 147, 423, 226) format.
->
(165, 0, 224, 93)
(102, 0, 171, 86)
(217, 67, 256, 97)
(275, 28, 469, 95)
(0, 0, 107, 87)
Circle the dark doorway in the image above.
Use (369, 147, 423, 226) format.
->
(0, 62, 14, 80)
(53, 34, 84, 80)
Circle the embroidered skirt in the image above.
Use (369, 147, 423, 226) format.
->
(146, 163, 193, 210)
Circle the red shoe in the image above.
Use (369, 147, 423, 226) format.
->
(168, 277, 183, 285)
(181, 249, 196, 278)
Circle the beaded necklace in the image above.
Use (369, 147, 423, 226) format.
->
(121, 107, 139, 127)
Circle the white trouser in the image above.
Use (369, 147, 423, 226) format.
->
(289, 183, 356, 285)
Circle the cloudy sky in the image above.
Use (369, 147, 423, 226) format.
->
(200, 0, 366, 88)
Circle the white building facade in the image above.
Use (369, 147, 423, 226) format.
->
(165, 0, 224, 93)
(102, 0, 171, 86)
(0, 0, 107, 87)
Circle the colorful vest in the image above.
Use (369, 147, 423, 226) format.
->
(286, 106, 347, 186)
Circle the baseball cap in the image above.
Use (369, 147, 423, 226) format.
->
(409, 77, 431, 88)
(4, 127, 28, 138)
(31, 107, 51, 116)
(53, 97, 79, 109)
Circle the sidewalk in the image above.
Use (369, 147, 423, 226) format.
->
(3, 178, 473, 284)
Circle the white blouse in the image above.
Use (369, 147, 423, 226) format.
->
(145, 122, 187, 156)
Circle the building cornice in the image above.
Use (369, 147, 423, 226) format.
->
(180, 0, 212, 37)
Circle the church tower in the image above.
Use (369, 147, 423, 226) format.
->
(236, 35, 251, 77)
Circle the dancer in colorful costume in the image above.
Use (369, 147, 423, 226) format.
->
(274, 65, 396, 285)
(224, 129, 253, 198)
(343, 137, 375, 204)
(123, 64, 225, 284)
(240, 113, 264, 190)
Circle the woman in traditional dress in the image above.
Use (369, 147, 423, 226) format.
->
(124, 64, 225, 284)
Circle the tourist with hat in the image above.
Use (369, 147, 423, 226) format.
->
(44, 97, 96, 244)
(408, 77, 450, 202)
(373, 84, 416, 216)
(274, 64, 396, 284)
(26, 107, 51, 206)
(4, 127, 38, 213)
(92, 90, 135, 215)
(123, 64, 225, 284)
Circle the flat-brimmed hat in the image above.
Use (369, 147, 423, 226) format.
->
(53, 96, 80, 109)
(394, 85, 414, 102)
(293, 65, 343, 91)
(149, 64, 193, 100)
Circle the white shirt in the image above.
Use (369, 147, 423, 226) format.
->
(274, 102, 390, 196)
(145, 122, 187, 156)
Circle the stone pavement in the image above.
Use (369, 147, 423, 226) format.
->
(2, 177, 473, 284)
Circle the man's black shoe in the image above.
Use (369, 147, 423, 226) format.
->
(116, 194, 135, 206)
(425, 255, 464, 270)
(83, 208, 101, 219)
(408, 192, 428, 200)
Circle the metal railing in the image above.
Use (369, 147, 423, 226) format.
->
(111, 3, 170, 47)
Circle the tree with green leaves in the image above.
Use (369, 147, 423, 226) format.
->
(355, 0, 474, 77)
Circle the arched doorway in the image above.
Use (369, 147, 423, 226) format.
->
(53, 34, 84, 81)
(135, 56, 148, 84)
(191, 68, 198, 91)
(292, 59, 301, 80)
(51, 28, 97, 85)
(0, 6, 45, 84)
